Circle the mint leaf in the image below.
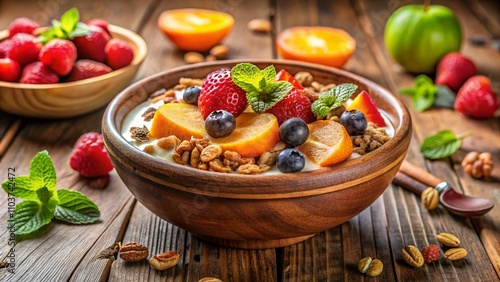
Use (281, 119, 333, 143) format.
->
(232, 63, 293, 113)
(54, 189, 100, 224)
(420, 130, 471, 159)
(14, 200, 54, 235)
(60, 7, 79, 34)
(399, 74, 441, 112)
(36, 186, 53, 204)
(2, 175, 38, 200)
(29, 150, 58, 201)
(434, 86, 456, 108)
(311, 83, 358, 117)
(69, 22, 90, 38)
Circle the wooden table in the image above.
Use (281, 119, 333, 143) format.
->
(1, 0, 499, 281)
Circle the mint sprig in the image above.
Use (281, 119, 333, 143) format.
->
(399, 75, 456, 111)
(311, 83, 358, 117)
(232, 63, 293, 113)
(420, 130, 472, 159)
(38, 8, 90, 44)
(2, 150, 100, 235)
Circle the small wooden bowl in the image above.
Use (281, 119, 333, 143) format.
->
(102, 59, 412, 249)
(0, 25, 147, 118)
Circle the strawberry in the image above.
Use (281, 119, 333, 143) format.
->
(8, 17, 39, 38)
(275, 69, 304, 89)
(435, 52, 477, 93)
(67, 59, 113, 82)
(346, 90, 385, 127)
(105, 38, 134, 70)
(39, 39, 77, 76)
(19, 61, 59, 84)
(69, 132, 114, 178)
(73, 25, 110, 63)
(266, 87, 316, 124)
(421, 244, 440, 263)
(198, 68, 248, 119)
(87, 19, 111, 36)
(6, 33, 42, 66)
(0, 58, 21, 82)
(454, 75, 498, 118)
(0, 39, 12, 58)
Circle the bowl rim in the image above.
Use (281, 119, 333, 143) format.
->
(103, 59, 411, 199)
(0, 24, 147, 89)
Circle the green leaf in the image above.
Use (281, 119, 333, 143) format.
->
(14, 200, 54, 235)
(2, 176, 38, 200)
(232, 63, 265, 92)
(412, 84, 436, 112)
(69, 22, 90, 38)
(29, 150, 58, 201)
(434, 86, 456, 108)
(54, 189, 100, 224)
(399, 87, 416, 97)
(60, 7, 79, 34)
(311, 83, 358, 116)
(420, 130, 471, 159)
(36, 186, 53, 204)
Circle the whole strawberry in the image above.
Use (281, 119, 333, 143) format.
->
(421, 244, 440, 263)
(0, 58, 21, 82)
(0, 39, 12, 58)
(67, 59, 112, 82)
(6, 33, 42, 66)
(266, 87, 316, 124)
(73, 25, 110, 63)
(8, 17, 39, 37)
(198, 68, 248, 119)
(39, 39, 77, 76)
(105, 38, 134, 70)
(20, 61, 59, 84)
(69, 132, 114, 178)
(435, 52, 477, 93)
(87, 19, 111, 36)
(454, 75, 498, 118)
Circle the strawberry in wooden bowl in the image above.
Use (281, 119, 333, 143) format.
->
(0, 8, 147, 118)
(102, 59, 411, 249)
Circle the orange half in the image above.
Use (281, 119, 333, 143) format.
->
(158, 8, 234, 52)
(276, 26, 356, 68)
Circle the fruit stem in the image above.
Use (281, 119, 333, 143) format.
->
(457, 131, 473, 140)
(423, 0, 431, 12)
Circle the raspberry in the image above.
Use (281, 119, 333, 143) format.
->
(73, 25, 110, 63)
(8, 17, 39, 38)
(421, 244, 440, 263)
(67, 59, 113, 82)
(39, 39, 77, 76)
(69, 132, 114, 178)
(19, 61, 59, 84)
(0, 58, 21, 82)
(6, 33, 42, 66)
(105, 38, 134, 70)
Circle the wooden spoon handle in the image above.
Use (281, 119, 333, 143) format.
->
(399, 160, 442, 188)
(393, 172, 429, 196)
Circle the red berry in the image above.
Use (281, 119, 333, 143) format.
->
(39, 39, 77, 76)
(73, 25, 110, 63)
(0, 58, 21, 82)
(198, 68, 248, 119)
(454, 75, 498, 119)
(266, 87, 316, 125)
(8, 17, 39, 38)
(87, 19, 111, 36)
(6, 33, 42, 66)
(69, 132, 114, 178)
(0, 39, 12, 58)
(421, 244, 440, 263)
(19, 61, 59, 84)
(435, 52, 477, 93)
(67, 59, 113, 82)
(105, 38, 134, 70)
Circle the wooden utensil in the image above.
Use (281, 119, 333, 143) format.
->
(394, 160, 495, 217)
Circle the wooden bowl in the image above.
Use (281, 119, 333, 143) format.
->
(0, 25, 147, 118)
(102, 59, 412, 249)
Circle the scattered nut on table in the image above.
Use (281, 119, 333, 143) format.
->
(119, 242, 149, 262)
(461, 151, 494, 178)
(247, 18, 271, 33)
(421, 187, 439, 210)
(402, 245, 424, 267)
(198, 277, 223, 282)
(444, 247, 467, 261)
(209, 45, 229, 60)
(184, 52, 204, 64)
(436, 232, 461, 247)
(149, 250, 180, 270)
(357, 256, 383, 277)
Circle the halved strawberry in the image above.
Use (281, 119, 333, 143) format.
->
(346, 90, 385, 127)
(275, 69, 303, 89)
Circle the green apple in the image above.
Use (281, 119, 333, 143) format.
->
(384, 4, 462, 74)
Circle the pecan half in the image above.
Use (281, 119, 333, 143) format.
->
(149, 250, 180, 270)
(119, 242, 149, 262)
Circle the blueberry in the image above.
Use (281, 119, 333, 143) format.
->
(205, 110, 236, 138)
(183, 86, 201, 105)
(276, 148, 305, 173)
(279, 117, 309, 147)
(340, 110, 367, 136)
